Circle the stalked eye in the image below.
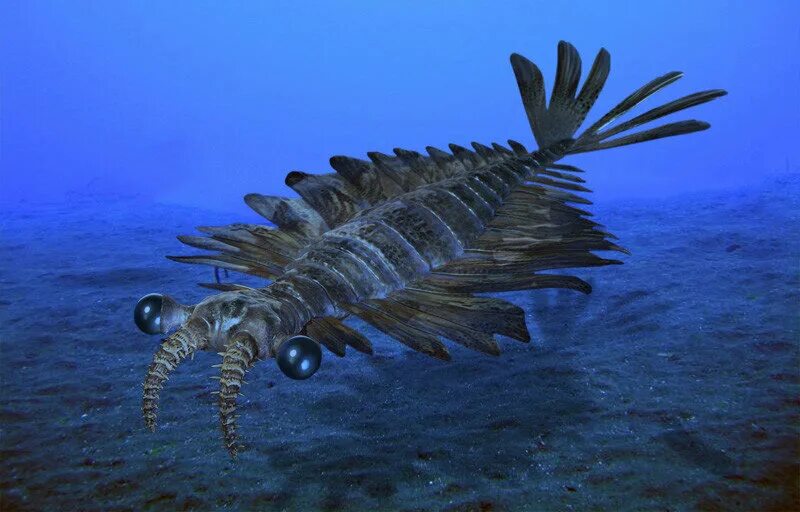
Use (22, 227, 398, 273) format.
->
(276, 335, 322, 380)
(134, 293, 163, 335)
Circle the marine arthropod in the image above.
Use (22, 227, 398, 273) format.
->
(134, 42, 725, 456)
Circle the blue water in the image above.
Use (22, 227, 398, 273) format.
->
(1, 2, 799, 511)
(3, 1, 799, 210)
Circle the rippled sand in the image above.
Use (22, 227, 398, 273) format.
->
(1, 175, 798, 511)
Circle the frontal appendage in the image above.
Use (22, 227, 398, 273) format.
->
(135, 287, 323, 457)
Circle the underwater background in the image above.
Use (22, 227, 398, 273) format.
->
(1, 1, 798, 511)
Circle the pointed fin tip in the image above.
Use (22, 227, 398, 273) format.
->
(611, 244, 632, 256)
(434, 348, 452, 362)
(242, 192, 275, 212)
(393, 147, 417, 157)
(557, 40, 577, 52)
(198, 282, 254, 292)
(425, 145, 449, 158)
(285, 170, 309, 187)
(486, 344, 502, 357)
(509, 52, 541, 76)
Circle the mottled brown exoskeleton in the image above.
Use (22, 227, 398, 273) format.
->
(134, 41, 726, 456)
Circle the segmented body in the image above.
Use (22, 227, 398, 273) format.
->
(286, 160, 527, 308)
(138, 41, 726, 457)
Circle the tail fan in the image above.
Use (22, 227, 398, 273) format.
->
(511, 41, 727, 156)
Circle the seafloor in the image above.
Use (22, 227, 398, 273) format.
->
(1, 174, 798, 512)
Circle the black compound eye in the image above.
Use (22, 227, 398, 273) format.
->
(276, 335, 321, 380)
(134, 293, 164, 335)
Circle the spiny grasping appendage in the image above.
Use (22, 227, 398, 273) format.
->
(217, 332, 258, 457)
(142, 319, 207, 431)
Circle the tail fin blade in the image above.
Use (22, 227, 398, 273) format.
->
(574, 48, 611, 126)
(550, 41, 582, 110)
(586, 89, 728, 143)
(570, 120, 711, 153)
(546, 42, 583, 143)
(511, 42, 726, 158)
(577, 71, 683, 142)
(512, 42, 612, 148)
(510, 53, 548, 147)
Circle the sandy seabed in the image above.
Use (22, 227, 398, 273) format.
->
(1, 175, 798, 511)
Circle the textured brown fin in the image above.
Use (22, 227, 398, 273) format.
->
(511, 43, 611, 149)
(471, 142, 502, 163)
(437, 248, 623, 272)
(547, 41, 583, 135)
(174, 222, 305, 276)
(575, 48, 611, 125)
(491, 142, 515, 156)
(489, 188, 595, 231)
(327, 142, 515, 221)
(548, 44, 613, 141)
(400, 138, 620, 297)
(197, 224, 302, 261)
(431, 244, 622, 280)
(172, 223, 304, 282)
(368, 151, 427, 191)
(426, 145, 467, 176)
(197, 283, 254, 292)
(422, 272, 593, 294)
(305, 316, 373, 357)
(589, 90, 726, 143)
(449, 143, 485, 167)
(471, 235, 628, 255)
(530, 175, 592, 193)
(538, 168, 585, 183)
(243, 194, 328, 237)
(579, 71, 683, 137)
(397, 288, 531, 343)
(571, 120, 712, 153)
(393, 148, 446, 183)
(566, 66, 724, 156)
(167, 254, 280, 279)
(178, 139, 529, 289)
(379, 298, 501, 355)
(345, 302, 451, 361)
(507, 139, 529, 156)
(176, 235, 238, 253)
(289, 139, 524, 232)
(284, 171, 368, 228)
(546, 163, 584, 173)
(510, 52, 547, 148)
(514, 183, 593, 205)
(329, 284, 533, 353)
(329, 155, 405, 203)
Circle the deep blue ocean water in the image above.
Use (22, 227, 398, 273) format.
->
(1, 2, 799, 511)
